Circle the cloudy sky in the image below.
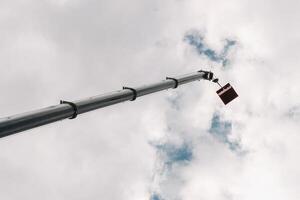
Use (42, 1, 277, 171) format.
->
(0, 0, 300, 199)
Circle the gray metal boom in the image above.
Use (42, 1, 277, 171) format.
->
(0, 70, 214, 138)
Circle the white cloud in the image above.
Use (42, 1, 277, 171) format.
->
(0, 0, 300, 199)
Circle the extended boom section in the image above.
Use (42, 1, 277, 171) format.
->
(0, 70, 214, 138)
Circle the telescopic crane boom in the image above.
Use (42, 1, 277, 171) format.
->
(0, 70, 237, 139)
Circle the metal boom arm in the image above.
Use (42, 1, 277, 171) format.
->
(0, 70, 214, 138)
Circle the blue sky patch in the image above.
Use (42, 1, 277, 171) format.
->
(209, 113, 240, 151)
(150, 193, 164, 200)
(154, 142, 193, 167)
(184, 31, 236, 66)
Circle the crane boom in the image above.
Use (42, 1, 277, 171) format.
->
(0, 70, 214, 138)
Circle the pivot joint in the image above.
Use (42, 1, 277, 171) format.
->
(198, 70, 214, 80)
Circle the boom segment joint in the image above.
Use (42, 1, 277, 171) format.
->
(166, 77, 179, 88)
(60, 100, 78, 119)
(122, 87, 137, 101)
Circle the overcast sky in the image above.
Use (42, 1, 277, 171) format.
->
(0, 0, 300, 199)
